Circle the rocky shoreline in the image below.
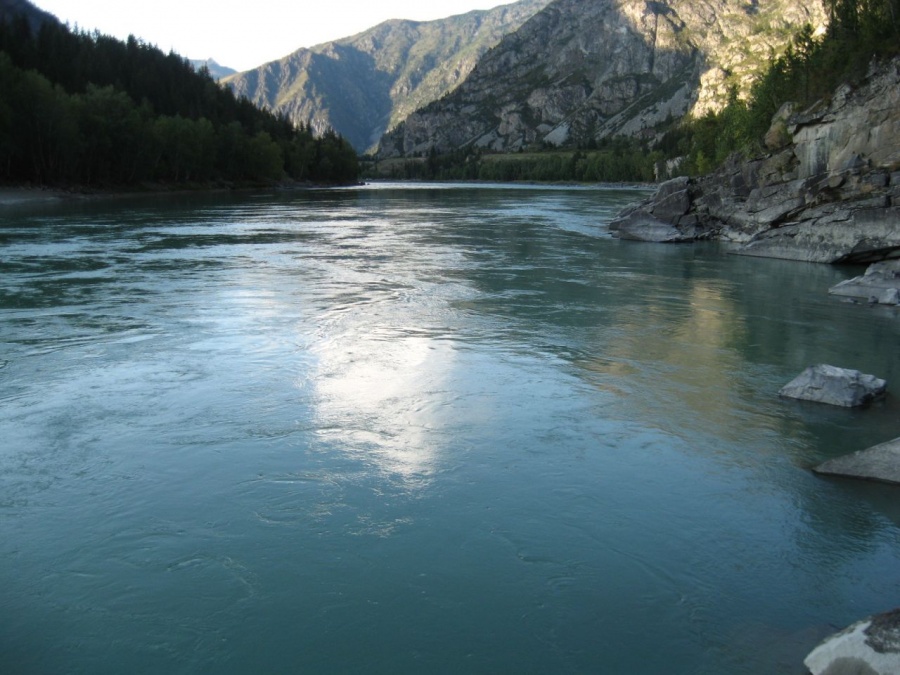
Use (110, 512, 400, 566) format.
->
(609, 55, 900, 674)
(610, 55, 900, 273)
(0, 187, 82, 206)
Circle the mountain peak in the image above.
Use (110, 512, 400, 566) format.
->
(223, 0, 552, 152)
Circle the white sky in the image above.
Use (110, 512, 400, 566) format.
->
(34, 0, 521, 72)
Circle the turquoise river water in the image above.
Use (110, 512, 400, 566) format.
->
(1, 183, 899, 674)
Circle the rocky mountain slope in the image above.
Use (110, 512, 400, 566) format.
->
(223, 0, 550, 152)
(380, 0, 825, 157)
(611, 55, 900, 268)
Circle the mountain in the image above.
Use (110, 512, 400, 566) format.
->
(0, 0, 58, 31)
(190, 58, 237, 80)
(223, 0, 551, 152)
(379, 0, 826, 157)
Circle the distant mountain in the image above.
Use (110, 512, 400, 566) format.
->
(224, 0, 551, 152)
(380, 0, 826, 157)
(0, 0, 58, 31)
(190, 58, 237, 81)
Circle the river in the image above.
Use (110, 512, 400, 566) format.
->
(2, 183, 899, 674)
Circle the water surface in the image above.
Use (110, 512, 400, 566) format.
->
(2, 183, 899, 674)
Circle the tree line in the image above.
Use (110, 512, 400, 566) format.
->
(0, 14, 359, 187)
(369, 142, 662, 183)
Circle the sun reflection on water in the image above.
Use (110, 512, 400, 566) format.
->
(311, 332, 454, 482)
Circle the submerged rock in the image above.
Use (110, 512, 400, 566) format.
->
(813, 437, 900, 485)
(804, 608, 900, 675)
(779, 365, 887, 407)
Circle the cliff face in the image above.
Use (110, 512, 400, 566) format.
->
(223, 0, 550, 152)
(611, 55, 900, 266)
(379, 0, 825, 157)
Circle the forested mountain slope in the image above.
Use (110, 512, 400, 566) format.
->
(0, 2, 358, 186)
(0, 0, 56, 31)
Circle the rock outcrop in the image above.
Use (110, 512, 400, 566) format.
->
(778, 365, 887, 407)
(804, 608, 900, 675)
(610, 56, 900, 264)
(379, 0, 825, 156)
(814, 437, 900, 485)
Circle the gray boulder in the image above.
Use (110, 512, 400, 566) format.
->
(612, 212, 696, 242)
(804, 608, 900, 675)
(813, 437, 900, 485)
(779, 365, 887, 407)
(609, 176, 700, 242)
(830, 259, 900, 305)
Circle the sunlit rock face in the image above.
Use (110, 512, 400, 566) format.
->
(379, 0, 825, 156)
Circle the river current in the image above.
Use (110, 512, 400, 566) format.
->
(1, 183, 899, 674)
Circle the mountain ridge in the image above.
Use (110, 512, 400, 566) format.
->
(190, 58, 237, 81)
(223, 0, 551, 152)
(379, 0, 827, 157)
(0, 0, 58, 31)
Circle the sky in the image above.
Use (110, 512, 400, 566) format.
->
(34, 0, 520, 72)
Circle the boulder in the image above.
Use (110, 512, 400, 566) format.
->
(612, 212, 695, 242)
(829, 259, 900, 305)
(764, 102, 795, 150)
(813, 437, 900, 485)
(804, 608, 900, 675)
(779, 365, 887, 407)
(609, 176, 699, 242)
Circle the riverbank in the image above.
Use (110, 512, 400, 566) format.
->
(0, 180, 362, 208)
(0, 187, 83, 206)
(0, 184, 241, 207)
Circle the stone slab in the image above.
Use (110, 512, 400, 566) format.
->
(813, 437, 900, 485)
